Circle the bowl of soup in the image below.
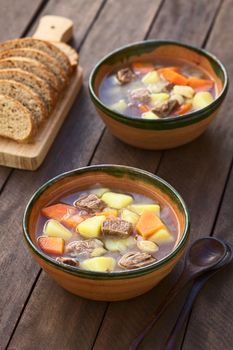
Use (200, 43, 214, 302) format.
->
(89, 40, 228, 149)
(23, 165, 189, 301)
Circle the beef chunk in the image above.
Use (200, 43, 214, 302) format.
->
(152, 99, 179, 118)
(118, 251, 156, 269)
(56, 257, 79, 267)
(102, 218, 133, 238)
(116, 67, 135, 84)
(74, 194, 106, 212)
(129, 88, 151, 104)
(163, 83, 174, 92)
(66, 239, 104, 257)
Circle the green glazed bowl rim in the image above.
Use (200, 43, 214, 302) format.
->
(23, 165, 190, 280)
(89, 40, 229, 130)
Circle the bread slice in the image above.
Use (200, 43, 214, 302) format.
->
(0, 38, 73, 76)
(0, 79, 46, 124)
(0, 68, 54, 114)
(52, 41, 79, 68)
(0, 94, 34, 142)
(0, 48, 67, 89)
(0, 57, 59, 93)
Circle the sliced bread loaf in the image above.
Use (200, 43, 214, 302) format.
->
(0, 79, 46, 124)
(0, 57, 59, 93)
(0, 68, 55, 114)
(0, 48, 67, 89)
(0, 38, 73, 76)
(52, 41, 79, 68)
(0, 94, 34, 142)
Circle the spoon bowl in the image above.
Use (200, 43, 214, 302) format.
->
(187, 237, 227, 269)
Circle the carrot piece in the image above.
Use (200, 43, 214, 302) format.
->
(157, 66, 179, 74)
(159, 68, 188, 85)
(38, 236, 64, 255)
(175, 102, 192, 115)
(136, 211, 165, 239)
(61, 214, 85, 229)
(95, 210, 118, 218)
(187, 77, 214, 89)
(132, 62, 154, 74)
(139, 104, 151, 113)
(41, 203, 76, 221)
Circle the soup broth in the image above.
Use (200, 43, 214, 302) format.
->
(36, 186, 179, 272)
(99, 58, 216, 119)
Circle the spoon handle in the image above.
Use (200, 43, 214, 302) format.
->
(163, 265, 224, 350)
(128, 270, 191, 350)
(163, 277, 208, 350)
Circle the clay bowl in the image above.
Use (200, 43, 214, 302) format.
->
(89, 40, 228, 150)
(23, 165, 190, 301)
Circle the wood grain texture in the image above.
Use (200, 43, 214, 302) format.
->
(179, 0, 233, 348)
(0, 0, 105, 348)
(28, 0, 105, 48)
(0, 0, 44, 41)
(3, 1, 163, 349)
(91, 1, 226, 349)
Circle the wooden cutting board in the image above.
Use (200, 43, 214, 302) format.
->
(0, 16, 83, 170)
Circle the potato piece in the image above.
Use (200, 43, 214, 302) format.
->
(80, 256, 116, 272)
(142, 71, 160, 85)
(43, 219, 72, 241)
(193, 91, 214, 110)
(137, 240, 159, 253)
(77, 215, 106, 238)
(105, 236, 135, 252)
(150, 93, 169, 104)
(129, 204, 160, 216)
(102, 192, 133, 209)
(141, 111, 160, 119)
(90, 247, 107, 257)
(111, 99, 127, 113)
(172, 85, 194, 98)
(148, 228, 174, 244)
(121, 208, 139, 225)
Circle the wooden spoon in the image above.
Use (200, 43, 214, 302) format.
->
(163, 242, 233, 350)
(129, 237, 227, 350)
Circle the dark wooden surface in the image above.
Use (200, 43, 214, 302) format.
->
(0, 1, 233, 349)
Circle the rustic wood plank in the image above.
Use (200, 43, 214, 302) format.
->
(0, 1, 104, 348)
(0, 0, 44, 41)
(28, 0, 105, 48)
(91, 1, 227, 349)
(182, 168, 233, 350)
(4, 1, 162, 349)
(178, 1, 233, 348)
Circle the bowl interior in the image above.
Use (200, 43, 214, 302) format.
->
(25, 167, 188, 264)
(92, 41, 226, 105)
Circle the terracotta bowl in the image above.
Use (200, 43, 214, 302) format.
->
(89, 40, 228, 150)
(23, 165, 190, 301)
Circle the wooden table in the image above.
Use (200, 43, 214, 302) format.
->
(1, 1, 233, 349)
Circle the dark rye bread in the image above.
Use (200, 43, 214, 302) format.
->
(0, 68, 54, 114)
(0, 48, 67, 90)
(0, 79, 46, 124)
(0, 94, 34, 142)
(0, 38, 73, 76)
(0, 57, 59, 93)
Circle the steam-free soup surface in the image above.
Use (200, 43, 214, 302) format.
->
(36, 186, 179, 272)
(99, 59, 216, 119)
